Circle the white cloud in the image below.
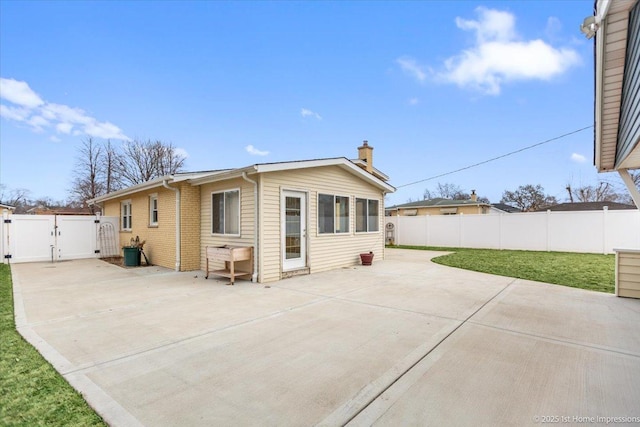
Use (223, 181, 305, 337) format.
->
(0, 77, 130, 140)
(56, 122, 73, 134)
(174, 147, 189, 158)
(300, 108, 322, 120)
(245, 144, 269, 156)
(50, 135, 61, 142)
(433, 7, 580, 95)
(408, 97, 419, 105)
(0, 77, 44, 107)
(571, 152, 587, 163)
(396, 57, 427, 83)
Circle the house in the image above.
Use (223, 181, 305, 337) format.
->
(26, 206, 95, 215)
(89, 142, 395, 283)
(386, 191, 492, 216)
(587, 0, 640, 298)
(535, 201, 636, 212)
(490, 203, 520, 213)
(590, 0, 640, 205)
(0, 204, 15, 213)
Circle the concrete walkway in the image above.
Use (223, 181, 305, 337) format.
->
(10, 249, 640, 426)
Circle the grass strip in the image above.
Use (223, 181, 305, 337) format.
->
(391, 246, 615, 293)
(0, 264, 106, 426)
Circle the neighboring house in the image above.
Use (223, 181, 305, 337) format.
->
(0, 204, 15, 213)
(490, 203, 520, 213)
(26, 206, 95, 215)
(590, 0, 640, 206)
(386, 192, 492, 216)
(89, 142, 395, 283)
(535, 201, 637, 212)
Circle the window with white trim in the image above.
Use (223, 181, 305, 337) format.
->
(355, 198, 379, 232)
(318, 194, 349, 234)
(212, 189, 240, 235)
(121, 200, 132, 231)
(149, 195, 158, 226)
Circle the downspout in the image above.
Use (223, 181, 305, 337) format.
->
(163, 180, 181, 272)
(242, 172, 259, 282)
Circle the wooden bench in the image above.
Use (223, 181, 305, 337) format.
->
(205, 245, 253, 285)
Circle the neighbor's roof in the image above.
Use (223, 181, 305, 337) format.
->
(594, 0, 640, 171)
(90, 157, 395, 204)
(491, 203, 521, 213)
(386, 198, 490, 210)
(0, 203, 15, 210)
(534, 201, 637, 212)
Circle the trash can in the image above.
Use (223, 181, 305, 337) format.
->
(123, 246, 140, 267)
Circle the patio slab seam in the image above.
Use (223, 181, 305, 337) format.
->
(466, 321, 640, 359)
(324, 277, 517, 426)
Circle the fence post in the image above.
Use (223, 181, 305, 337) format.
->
(498, 213, 503, 250)
(602, 206, 608, 255)
(546, 210, 551, 252)
(1, 210, 7, 264)
(459, 213, 463, 247)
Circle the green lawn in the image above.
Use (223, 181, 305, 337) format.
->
(391, 246, 615, 293)
(0, 264, 106, 427)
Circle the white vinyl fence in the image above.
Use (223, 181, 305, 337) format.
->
(1, 212, 119, 263)
(385, 209, 640, 254)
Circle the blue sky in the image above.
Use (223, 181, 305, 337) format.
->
(0, 0, 610, 205)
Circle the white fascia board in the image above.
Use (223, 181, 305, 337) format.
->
(186, 167, 255, 186)
(89, 176, 173, 204)
(350, 159, 390, 180)
(594, 12, 606, 171)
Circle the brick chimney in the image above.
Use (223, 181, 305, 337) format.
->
(470, 189, 478, 202)
(358, 140, 373, 173)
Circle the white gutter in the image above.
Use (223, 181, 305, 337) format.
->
(241, 172, 259, 282)
(619, 169, 640, 209)
(162, 180, 181, 272)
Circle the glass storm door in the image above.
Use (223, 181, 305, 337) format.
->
(282, 191, 307, 270)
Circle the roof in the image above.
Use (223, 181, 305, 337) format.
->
(0, 203, 16, 210)
(593, 0, 640, 171)
(90, 157, 395, 204)
(534, 201, 637, 212)
(386, 198, 491, 210)
(491, 203, 521, 213)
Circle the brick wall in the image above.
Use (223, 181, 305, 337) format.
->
(103, 184, 201, 271)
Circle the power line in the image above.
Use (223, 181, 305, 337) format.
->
(395, 125, 594, 189)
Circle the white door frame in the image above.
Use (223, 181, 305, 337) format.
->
(281, 190, 307, 271)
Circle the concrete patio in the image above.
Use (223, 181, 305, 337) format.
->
(11, 248, 640, 426)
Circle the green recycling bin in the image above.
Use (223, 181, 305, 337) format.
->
(123, 246, 141, 267)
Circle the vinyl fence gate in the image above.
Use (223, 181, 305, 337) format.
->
(1, 213, 119, 264)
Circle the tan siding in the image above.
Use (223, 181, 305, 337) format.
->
(617, 251, 640, 299)
(391, 205, 488, 216)
(199, 178, 256, 273)
(261, 166, 386, 283)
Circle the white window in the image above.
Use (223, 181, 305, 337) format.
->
(121, 200, 132, 231)
(318, 194, 349, 234)
(356, 198, 379, 233)
(149, 195, 158, 226)
(212, 189, 240, 235)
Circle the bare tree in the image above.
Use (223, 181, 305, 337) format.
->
(103, 139, 123, 194)
(501, 184, 557, 212)
(0, 184, 31, 211)
(565, 182, 621, 203)
(117, 139, 186, 186)
(69, 138, 105, 210)
(423, 182, 489, 202)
